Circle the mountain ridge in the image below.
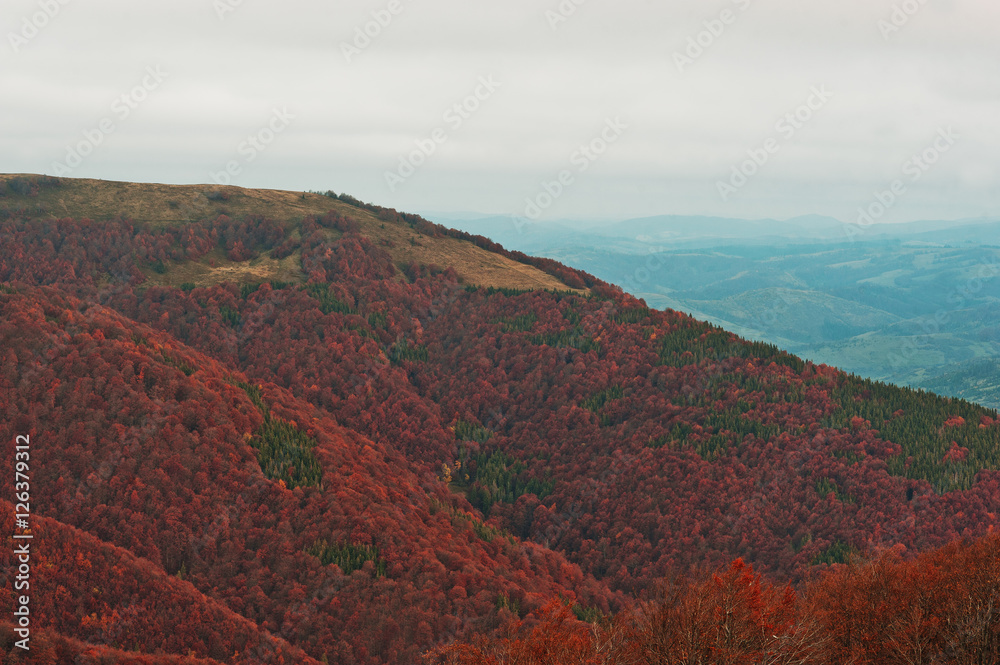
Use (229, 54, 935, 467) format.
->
(0, 173, 588, 294)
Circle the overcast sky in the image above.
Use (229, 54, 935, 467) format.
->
(2, 0, 998, 224)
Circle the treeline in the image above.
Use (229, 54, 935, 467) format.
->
(313, 188, 605, 290)
(430, 533, 1000, 665)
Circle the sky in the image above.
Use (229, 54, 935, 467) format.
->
(2, 0, 999, 225)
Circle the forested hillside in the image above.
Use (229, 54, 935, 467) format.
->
(2, 174, 998, 663)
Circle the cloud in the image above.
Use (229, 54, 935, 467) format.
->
(0, 0, 997, 223)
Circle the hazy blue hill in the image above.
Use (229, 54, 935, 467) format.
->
(923, 358, 1000, 408)
(591, 214, 847, 245)
(688, 288, 902, 343)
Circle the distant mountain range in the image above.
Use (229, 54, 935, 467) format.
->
(427, 211, 1000, 250)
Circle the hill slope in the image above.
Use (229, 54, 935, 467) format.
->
(2, 174, 999, 663)
(0, 284, 616, 664)
(0, 173, 585, 292)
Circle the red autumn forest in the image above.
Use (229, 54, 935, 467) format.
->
(1, 175, 997, 664)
